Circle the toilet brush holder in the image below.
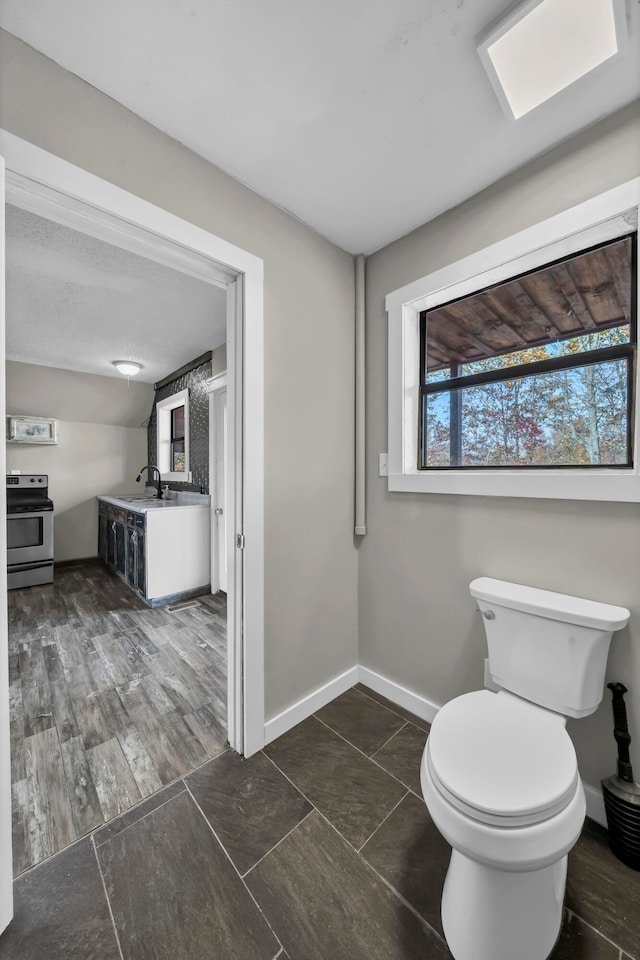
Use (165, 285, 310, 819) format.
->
(601, 683, 640, 871)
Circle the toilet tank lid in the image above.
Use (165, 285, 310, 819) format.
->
(469, 577, 630, 631)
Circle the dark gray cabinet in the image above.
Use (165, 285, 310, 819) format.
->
(98, 503, 108, 563)
(126, 511, 146, 597)
(100, 504, 132, 584)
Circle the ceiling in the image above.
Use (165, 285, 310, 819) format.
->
(1, 0, 638, 255)
(5, 205, 227, 383)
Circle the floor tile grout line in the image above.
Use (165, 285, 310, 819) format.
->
(183, 781, 285, 955)
(264, 730, 423, 854)
(93, 786, 188, 848)
(265, 749, 448, 951)
(355, 684, 431, 732)
(566, 905, 632, 957)
(370, 721, 410, 759)
(311, 713, 421, 795)
(260, 749, 322, 807)
(264, 749, 403, 875)
(242, 806, 316, 879)
(373, 866, 449, 949)
(91, 833, 126, 960)
(357, 790, 410, 854)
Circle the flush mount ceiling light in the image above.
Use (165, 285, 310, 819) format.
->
(112, 360, 142, 377)
(478, 0, 627, 120)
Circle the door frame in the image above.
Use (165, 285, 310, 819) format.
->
(0, 130, 266, 761)
(0, 153, 11, 935)
(207, 371, 228, 595)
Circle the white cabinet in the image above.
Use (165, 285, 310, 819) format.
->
(144, 506, 210, 602)
(97, 497, 210, 606)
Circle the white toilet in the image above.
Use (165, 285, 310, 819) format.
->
(421, 577, 630, 960)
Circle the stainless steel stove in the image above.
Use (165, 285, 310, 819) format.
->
(6, 474, 54, 589)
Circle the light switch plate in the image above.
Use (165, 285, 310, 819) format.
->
(379, 453, 388, 477)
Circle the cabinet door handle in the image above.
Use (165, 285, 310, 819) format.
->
(111, 521, 116, 531)
(214, 507, 224, 516)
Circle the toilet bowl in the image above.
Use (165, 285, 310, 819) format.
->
(422, 691, 585, 960)
(421, 578, 630, 960)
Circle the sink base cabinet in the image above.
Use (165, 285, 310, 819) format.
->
(97, 499, 210, 607)
(126, 513, 146, 597)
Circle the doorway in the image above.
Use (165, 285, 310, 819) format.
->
(0, 130, 265, 930)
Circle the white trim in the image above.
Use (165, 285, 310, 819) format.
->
(262, 662, 607, 829)
(386, 177, 640, 501)
(156, 387, 191, 482)
(583, 780, 607, 828)
(263, 666, 359, 745)
(0, 129, 265, 758)
(358, 666, 440, 725)
(358, 668, 607, 828)
(206, 372, 228, 393)
(0, 153, 13, 934)
(207, 372, 228, 596)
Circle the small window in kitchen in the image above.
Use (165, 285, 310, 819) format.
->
(419, 234, 636, 470)
(157, 388, 191, 482)
(171, 405, 186, 472)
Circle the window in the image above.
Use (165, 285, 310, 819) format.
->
(171, 404, 186, 472)
(385, 177, 640, 501)
(156, 388, 191, 482)
(419, 235, 635, 470)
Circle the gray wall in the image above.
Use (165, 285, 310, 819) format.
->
(362, 102, 640, 789)
(5, 361, 151, 561)
(0, 30, 359, 720)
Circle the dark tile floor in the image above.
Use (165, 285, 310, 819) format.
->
(1, 683, 639, 960)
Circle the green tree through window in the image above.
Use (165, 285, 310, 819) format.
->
(419, 235, 635, 469)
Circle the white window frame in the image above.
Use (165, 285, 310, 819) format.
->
(157, 387, 192, 482)
(386, 177, 640, 502)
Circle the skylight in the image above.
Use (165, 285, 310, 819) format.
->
(478, 0, 626, 119)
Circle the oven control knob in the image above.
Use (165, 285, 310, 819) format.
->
(30, 478, 35, 482)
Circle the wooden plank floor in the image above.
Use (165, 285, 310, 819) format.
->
(8, 560, 227, 876)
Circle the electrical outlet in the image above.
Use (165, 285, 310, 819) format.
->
(379, 453, 388, 477)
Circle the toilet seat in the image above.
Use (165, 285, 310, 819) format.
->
(427, 690, 579, 827)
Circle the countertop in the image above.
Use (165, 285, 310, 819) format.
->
(97, 494, 210, 513)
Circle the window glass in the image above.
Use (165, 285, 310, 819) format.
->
(171, 404, 186, 472)
(420, 235, 635, 469)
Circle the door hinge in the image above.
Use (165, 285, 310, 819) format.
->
(236, 534, 245, 549)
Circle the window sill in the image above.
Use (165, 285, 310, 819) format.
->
(387, 470, 640, 502)
(161, 471, 193, 484)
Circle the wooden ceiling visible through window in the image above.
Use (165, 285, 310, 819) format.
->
(424, 235, 633, 372)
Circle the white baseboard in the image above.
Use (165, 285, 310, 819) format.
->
(583, 780, 606, 827)
(358, 666, 440, 725)
(263, 665, 359, 746)
(264, 663, 609, 832)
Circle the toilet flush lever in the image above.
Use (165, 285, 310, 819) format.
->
(477, 609, 495, 620)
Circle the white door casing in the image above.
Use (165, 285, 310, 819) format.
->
(217, 391, 228, 593)
(0, 153, 14, 936)
(207, 372, 228, 594)
(0, 131, 265, 769)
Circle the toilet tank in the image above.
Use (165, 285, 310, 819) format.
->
(469, 578, 630, 718)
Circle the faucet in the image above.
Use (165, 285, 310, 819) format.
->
(136, 464, 162, 499)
